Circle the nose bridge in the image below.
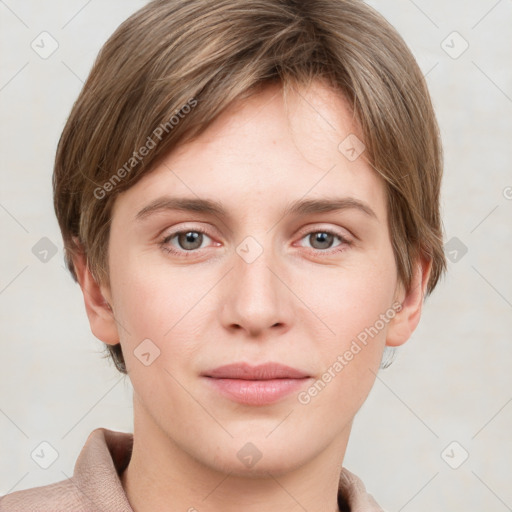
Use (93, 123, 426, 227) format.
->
(221, 233, 290, 335)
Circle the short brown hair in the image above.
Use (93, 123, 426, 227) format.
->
(53, 0, 446, 374)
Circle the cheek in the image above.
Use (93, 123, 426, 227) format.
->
(108, 252, 208, 358)
(297, 270, 396, 420)
(305, 249, 397, 390)
(316, 251, 397, 338)
(109, 230, 397, 370)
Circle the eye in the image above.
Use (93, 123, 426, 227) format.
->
(298, 229, 351, 253)
(160, 228, 214, 256)
(159, 226, 351, 258)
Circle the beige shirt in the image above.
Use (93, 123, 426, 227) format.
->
(0, 428, 383, 511)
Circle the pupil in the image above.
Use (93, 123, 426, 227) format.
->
(180, 231, 201, 249)
(313, 232, 332, 249)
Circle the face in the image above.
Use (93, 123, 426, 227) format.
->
(104, 80, 402, 476)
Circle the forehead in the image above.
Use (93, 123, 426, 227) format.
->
(113, 80, 387, 224)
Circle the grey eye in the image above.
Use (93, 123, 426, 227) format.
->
(304, 232, 342, 250)
(176, 231, 205, 250)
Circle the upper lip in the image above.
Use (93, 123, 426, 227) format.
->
(203, 362, 310, 380)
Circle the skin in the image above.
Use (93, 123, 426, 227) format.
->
(74, 80, 431, 512)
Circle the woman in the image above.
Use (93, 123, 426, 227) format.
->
(0, 1, 445, 510)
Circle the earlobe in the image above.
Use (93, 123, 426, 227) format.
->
(72, 247, 120, 346)
(386, 257, 432, 347)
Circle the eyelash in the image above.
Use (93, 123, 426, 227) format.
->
(159, 227, 352, 258)
(159, 227, 212, 258)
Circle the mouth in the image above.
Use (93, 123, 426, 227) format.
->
(201, 362, 312, 406)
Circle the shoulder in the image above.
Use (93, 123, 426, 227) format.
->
(0, 478, 86, 512)
(338, 467, 385, 512)
(0, 427, 133, 512)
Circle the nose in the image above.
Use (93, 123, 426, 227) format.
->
(219, 238, 294, 338)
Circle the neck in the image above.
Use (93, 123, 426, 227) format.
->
(120, 399, 350, 512)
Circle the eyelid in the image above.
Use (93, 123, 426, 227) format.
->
(160, 223, 352, 240)
(295, 223, 354, 242)
(158, 222, 354, 257)
(159, 226, 218, 258)
(160, 223, 218, 241)
(160, 225, 217, 248)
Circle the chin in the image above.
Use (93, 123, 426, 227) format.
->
(199, 433, 319, 478)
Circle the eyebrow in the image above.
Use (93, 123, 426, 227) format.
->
(135, 196, 378, 221)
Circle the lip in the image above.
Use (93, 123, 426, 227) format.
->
(202, 362, 311, 405)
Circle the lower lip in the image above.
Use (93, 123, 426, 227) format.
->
(204, 377, 310, 405)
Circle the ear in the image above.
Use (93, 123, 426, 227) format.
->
(72, 247, 120, 346)
(386, 257, 432, 347)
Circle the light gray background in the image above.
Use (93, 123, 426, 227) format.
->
(1, 1, 511, 510)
